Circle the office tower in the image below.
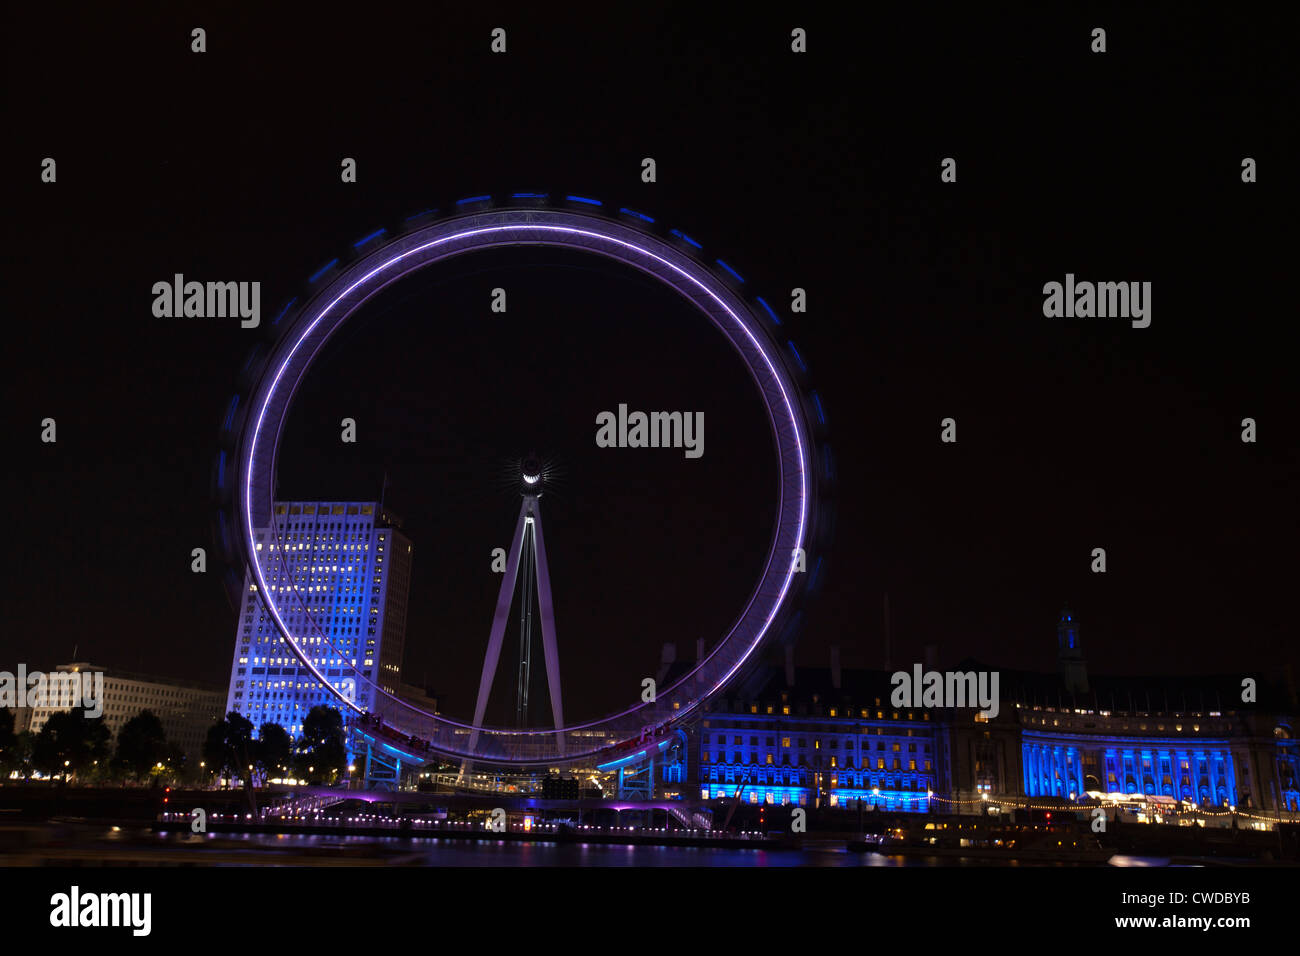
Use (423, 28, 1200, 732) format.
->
(226, 501, 412, 736)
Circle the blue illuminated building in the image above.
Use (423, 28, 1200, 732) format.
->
(675, 608, 1299, 816)
(695, 698, 936, 812)
(661, 645, 939, 812)
(225, 501, 413, 738)
(943, 609, 1298, 814)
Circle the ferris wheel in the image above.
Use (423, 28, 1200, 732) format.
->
(211, 194, 833, 768)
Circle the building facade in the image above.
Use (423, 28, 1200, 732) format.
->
(225, 501, 413, 737)
(689, 660, 941, 812)
(942, 610, 1299, 815)
(678, 610, 1300, 817)
(25, 662, 225, 763)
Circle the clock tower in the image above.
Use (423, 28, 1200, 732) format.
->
(1057, 606, 1089, 694)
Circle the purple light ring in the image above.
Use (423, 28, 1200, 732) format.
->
(238, 210, 809, 759)
(255, 233, 788, 712)
(249, 307, 796, 743)
(245, 221, 804, 736)
(266, 251, 797, 730)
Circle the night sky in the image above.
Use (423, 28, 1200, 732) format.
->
(4, 8, 1295, 726)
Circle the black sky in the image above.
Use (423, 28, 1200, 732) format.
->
(3, 7, 1295, 723)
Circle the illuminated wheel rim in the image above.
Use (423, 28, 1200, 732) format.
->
(232, 205, 815, 766)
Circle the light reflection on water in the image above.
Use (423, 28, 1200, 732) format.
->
(148, 829, 1083, 866)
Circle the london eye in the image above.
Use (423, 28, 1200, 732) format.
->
(211, 195, 830, 769)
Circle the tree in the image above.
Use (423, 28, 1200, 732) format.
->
(12, 731, 34, 780)
(159, 742, 187, 783)
(113, 710, 169, 782)
(255, 723, 292, 782)
(2, 726, 34, 781)
(202, 722, 228, 781)
(201, 712, 257, 810)
(295, 706, 347, 785)
(32, 711, 111, 782)
(0, 709, 16, 778)
(202, 712, 254, 779)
